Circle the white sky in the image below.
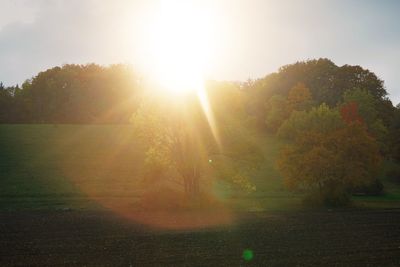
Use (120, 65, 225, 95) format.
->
(0, 0, 399, 104)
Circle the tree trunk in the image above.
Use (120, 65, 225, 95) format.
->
(183, 173, 200, 199)
(184, 177, 190, 195)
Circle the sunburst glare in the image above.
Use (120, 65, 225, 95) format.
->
(139, 0, 215, 94)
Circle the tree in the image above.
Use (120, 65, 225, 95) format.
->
(340, 101, 364, 124)
(131, 94, 204, 197)
(342, 88, 388, 151)
(277, 104, 382, 206)
(0, 83, 13, 123)
(342, 88, 377, 125)
(264, 95, 290, 132)
(131, 88, 262, 200)
(246, 58, 393, 129)
(287, 82, 312, 112)
(278, 103, 343, 140)
(0, 83, 22, 123)
(0, 64, 141, 124)
(389, 105, 400, 162)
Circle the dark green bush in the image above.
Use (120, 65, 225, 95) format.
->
(351, 179, 384, 196)
(303, 187, 351, 207)
(385, 164, 400, 184)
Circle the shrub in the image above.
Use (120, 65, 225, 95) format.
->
(385, 164, 400, 184)
(351, 179, 384, 196)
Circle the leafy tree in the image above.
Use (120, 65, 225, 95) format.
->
(0, 64, 141, 124)
(1, 59, 395, 127)
(389, 105, 400, 162)
(0, 83, 23, 123)
(246, 58, 393, 129)
(342, 88, 377, 125)
(131, 88, 262, 199)
(342, 88, 388, 151)
(287, 82, 312, 111)
(264, 95, 289, 132)
(337, 65, 387, 100)
(340, 102, 364, 124)
(131, 93, 213, 197)
(277, 122, 382, 206)
(278, 103, 343, 140)
(0, 83, 13, 123)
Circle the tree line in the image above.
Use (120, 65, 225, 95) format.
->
(1, 58, 400, 205)
(0, 64, 141, 124)
(244, 58, 400, 205)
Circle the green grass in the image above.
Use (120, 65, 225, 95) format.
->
(0, 124, 144, 210)
(352, 161, 400, 209)
(0, 124, 399, 211)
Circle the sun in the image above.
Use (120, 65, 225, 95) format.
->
(141, 1, 214, 94)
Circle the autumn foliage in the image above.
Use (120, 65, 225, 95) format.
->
(277, 105, 381, 206)
(340, 101, 364, 124)
(287, 82, 312, 112)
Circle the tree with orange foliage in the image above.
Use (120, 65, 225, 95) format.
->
(340, 101, 364, 124)
(277, 105, 381, 206)
(264, 83, 312, 133)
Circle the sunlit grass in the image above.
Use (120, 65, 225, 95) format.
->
(0, 124, 399, 212)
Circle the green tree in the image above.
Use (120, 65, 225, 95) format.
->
(132, 94, 210, 197)
(131, 89, 262, 199)
(6, 64, 141, 123)
(389, 105, 400, 162)
(0, 83, 13, 123)
(246, 58, 393, 129)
(278, 103, 343, 140)
(287, 82, 312, 111)
(264, 95, 289, 132)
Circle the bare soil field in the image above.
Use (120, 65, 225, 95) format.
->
(1, 209, 399, 266)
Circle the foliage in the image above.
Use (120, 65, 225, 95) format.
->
(264, 83, 312, 133)
(278, 103, 343, 140)
(287, 82, 312, 112)
(342, 88, 377, 125)
(342, 88, 388, 151)
(0, 64, 141, 123)
(352, 179, 384, 196)
(131, 85, 263, 198)
(0, 58, 396, 130)
(277, 122, 382, 206)
(388, 106, 400, 162)
(264, 95, 290, 132)
(246, 58, 393, 129)
(340, 102, 364, 124)
(384, 162, 400, 184)
(131, 93, 210, 197)
(0, 83, 14, 123)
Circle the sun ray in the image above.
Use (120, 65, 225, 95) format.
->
(197, 87, 221, 148)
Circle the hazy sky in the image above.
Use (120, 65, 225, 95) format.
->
(0, 0, 399, 104)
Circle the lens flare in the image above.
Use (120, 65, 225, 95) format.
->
(197, 88, 221, 148)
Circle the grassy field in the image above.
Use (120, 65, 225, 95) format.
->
(0, 124, 144, 210)
(0, 124, 399, 211)
(1, 125, 400, 266)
